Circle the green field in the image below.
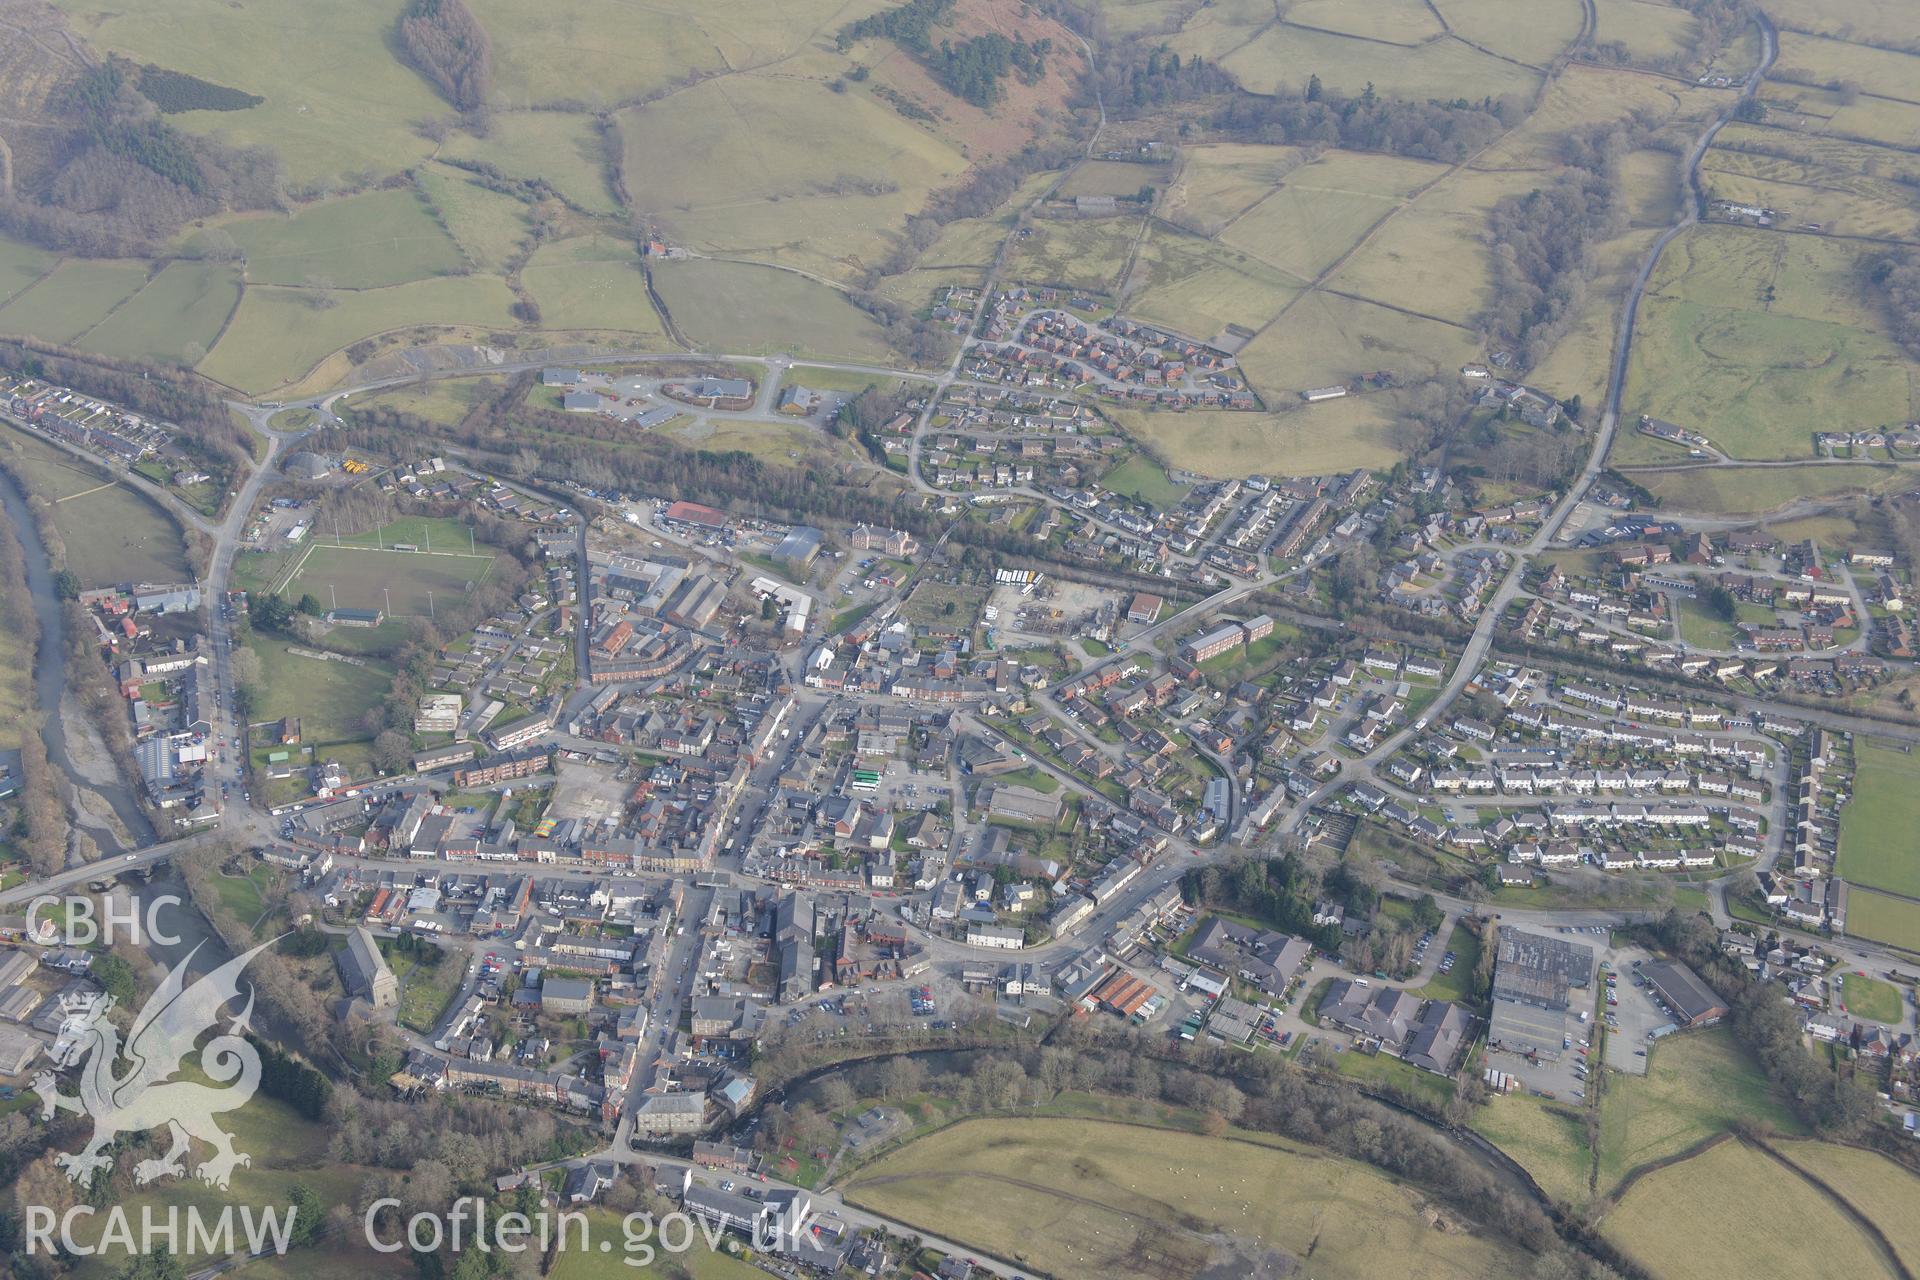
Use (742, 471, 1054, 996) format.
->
(198, 275, 518, 394)
(1673, 594, 1742, 649)
(1109, 397, 1405, 478)
(521, 235, 669, 338)
(0, 232, 57, 304)
(1847, 890, 1920, 954)
(247, 639, 395, 746)
(351, 376, 507, 428)
(74, 259, 243, 366)
(1100, 453, 1191, 506)
(1622, 228, 1920, 461)
(1838, 740, 1920, 898)
(54, 0, 444, 189)
(1591, 0, 1699, 63)
(1126, 223, 1301, 341)
(1604, 1139, 1891, 1280)
(219, 188, 467, 289)
(0, 422, 192, 586)
(439, 111, 623, 215)
(845, 1116, 1527, 1280)
(416, 163, 534, 271)
(1002, 215, 1146, 293)
(618, 72, 968, 287)
(1631, 464, 1907, 516)
(1596, 1027, 1805, 1193)
(1774, 1141, 1920, 1273)
(283, 542, 496, 618)
(0, 259, 153, 343)
(1471, 1092, 1593, 1206)
(1833, 971, 1905, 1025)
(652, 259, 896, 364)
(1219, 21, 1541, 102)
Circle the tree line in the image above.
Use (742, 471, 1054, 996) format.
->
(0, 58, 283, 259)
(1867, 249, 1920, 361)
(398, 0, 495, 113)
(0, 338, 257, 470)
(1480, 121, 1637, 371)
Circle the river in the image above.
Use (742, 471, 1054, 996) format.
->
(0, 464, 156, 854)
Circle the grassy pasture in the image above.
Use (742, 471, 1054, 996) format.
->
(1756, 0, 1920, 45)
(1100, 454, 1190, 506)
(1701, 157, 1920, 241)
(0, 421, 191, 586)
(1220, 185, 1398, 282)
(1164, 0, 1279, 63)
(352, 376, 506, 427)
(1630, 463, 1905, 516)
(1837, 739, 1920, 898)
(1512, 224, 1662, 410)
(619, 73, 967, 285)
(440, 112, 622, 215)
(247, 638, 395, 746)
(1092, 0, 1196, 36)
(1775, 1141, 1920, 1272)
(1330, 168, 1544, 327)
(1712, 124, 1920, 187)
(1591, 0, 1699, 63)
(467, 0, 728, 108)
(1108, 396, 1405, 477)
(1161, 144, 1308, 235)
(1759, 84, 1920, 150)
(198, 275, 518, 394)
(1002, 216, 1145, 293)
(1126, 224, 1300, 340)
(52, 0, 443, 188)
(1237, 290, 1481, 396)
(1623, 228, 1918, 460)
(1431, 0, 1587, 64)
(1221, 23, 1540, 101)
(1057, 160, 1168, 199)
(1604, 1140, 1890, 1280)
(652, 259, 895, 363)
(73, 259, 242, 365)
(1617, 149, 1684, 226)
(845, 1116, 1527, 1280)
(1475, 66, 1715, 170)
(1595, 1027, 1804, 1194)
(284, 544, 497, 617)
(0, 232, 56, 305)
(416, 163, 533, 271)
(1773, 30, 1920, 102)
(1471, 1093, 1593, 1206)
(521, 235, 669, 339)
(220, 188, 467, 288)
(0, 259, 152, 343)
(666, 417, 827, 465)
(1847, 890, 1920, 953)
(1283, 0, 1444, 44)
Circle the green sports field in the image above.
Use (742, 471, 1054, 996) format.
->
(282, 543, 497, 618)
(1837, 739, 1920, 898)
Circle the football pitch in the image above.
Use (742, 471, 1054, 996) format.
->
(278, 542, 496, 617)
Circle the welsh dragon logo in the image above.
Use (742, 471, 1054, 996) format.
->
(31, 940, 273, 1189)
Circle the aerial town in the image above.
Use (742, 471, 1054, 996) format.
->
(0, 0, 1918, 1277)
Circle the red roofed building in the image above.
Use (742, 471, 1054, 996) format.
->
(663, 501, 728, 531)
